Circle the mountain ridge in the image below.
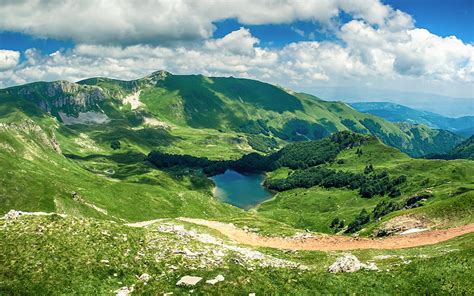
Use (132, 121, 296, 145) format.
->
(0, 71, 464, 157)
(351, 102, 474, 136)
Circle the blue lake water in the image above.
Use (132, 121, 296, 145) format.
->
(210, 169, 274, 209)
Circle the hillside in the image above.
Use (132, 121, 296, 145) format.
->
(0, 71, 463, 157)
(145, 133, 473, 236)
(428, 136, 474, 160)
(351, 102, 474, 136)
(0, 72, 473, 295)
(2, 214, 473, 295)
(256, 137, 473, 235)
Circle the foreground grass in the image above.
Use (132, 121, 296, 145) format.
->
(1, 215, 473, 295)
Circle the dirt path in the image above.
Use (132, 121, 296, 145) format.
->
(178, 218, 474, 251)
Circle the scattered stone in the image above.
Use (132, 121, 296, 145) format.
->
(372, 255, 396, 260)
(3, 210, 24, 220)
(328, 254, 378, 273)
(115, 286, 133, 296)
(139, 273, 151, 282)
(176, 276, 202, 286)
(206, 274, 225, 285)
(364, 262, 379, 271)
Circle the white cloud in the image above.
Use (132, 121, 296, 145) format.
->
(205, 28, 259, 56)
(0, 0, 409, 45)
(0, 1, 473, 98)
(0, 50, 20, 71)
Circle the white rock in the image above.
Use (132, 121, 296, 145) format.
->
(400, 228, 429, 235)
(176, 276, 202, 286)
(3, 210, 24, 220)
(139, 273, 151, 282)
(328, 254, 378, 273)
(364, 262, 379, 271)
(206, 274, 225, 285)
(249, 293, 256, 296)
(328, 254, 362, 273)
(115, 286, 133, 296)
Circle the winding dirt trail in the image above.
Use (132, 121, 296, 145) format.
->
(178, 218, 474, 251)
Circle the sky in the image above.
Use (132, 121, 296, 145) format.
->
(0, 0, 473, 114)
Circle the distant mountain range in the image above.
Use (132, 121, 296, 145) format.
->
(308, 86, 474, 117)
(350, 102, 474, 136)
(0, 71, 464, 157)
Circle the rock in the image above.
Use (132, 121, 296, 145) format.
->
(328, 254, 362, 273)
(249, 293, 256, 296)
(139, 273, 151, 282)
(364, 262, 379, 271)
(400, 228, 429, 235)
(328, 254, 379, 273)
(206, 274, 225, 285)
(3, 210, 24, 220)
(115, 286, 133, 296)
(176, 276, 202, 286)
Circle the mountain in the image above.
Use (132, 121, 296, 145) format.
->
(311, 86, 474, 117)
(428, 136, 474, 160)
(350, 102, 474, 136)
(1, 72, 473, 295)
(0, 71, 463, 157)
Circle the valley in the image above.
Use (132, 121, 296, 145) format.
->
(0, 72, 473, 295)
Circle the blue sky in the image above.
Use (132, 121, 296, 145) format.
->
(1, 0, 472, 55)
(0, 0, 472, 115)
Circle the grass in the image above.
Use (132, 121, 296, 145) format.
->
(1, 215, 473, 295)
(0, 74, 473, 294)
(257, 139, 474, 234)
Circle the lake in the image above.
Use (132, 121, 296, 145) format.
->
(210, 169, 274, 209)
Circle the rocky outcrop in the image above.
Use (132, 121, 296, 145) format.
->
(328, 254, 378, 273)
(0, 120, 62, 154)
(6, 80, 107, 114)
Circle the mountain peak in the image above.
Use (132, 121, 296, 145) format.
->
(144, 70, 171, 81)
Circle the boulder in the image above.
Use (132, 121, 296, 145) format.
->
(206, 274, 225, 285)
(139, 273, 151, 282)
(3, 210, 23, 220)
(115, 286, 133, 296)
(328, 254, 362, 273)
(328, 254, 379, 273)
(176, 276, 202, 286)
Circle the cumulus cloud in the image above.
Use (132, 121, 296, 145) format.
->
(205, 27, 259, 56)
(0, 50, 20, 71)
(0, 0, 473, 97)
(0, 0, 409, 45)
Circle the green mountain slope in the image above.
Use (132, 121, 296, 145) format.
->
(351, 102, 474, 136)
(1, 71, 463, 157)
(428, 136, 474, 160)
(0, 72, 472, 295)
(257, 136, 474, 235)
